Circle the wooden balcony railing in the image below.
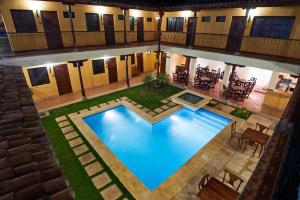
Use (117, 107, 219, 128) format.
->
(194, 33, 228, 49)
(3, 31, 300, 64)
(241, 36, 300, 59)
(4, 31, 159, 55)
(161, 32, 186, 45)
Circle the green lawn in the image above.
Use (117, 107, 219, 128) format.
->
(42, 85, 183, 200)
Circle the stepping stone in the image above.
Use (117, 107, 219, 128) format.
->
(141, 107, 149, 112)
(108, 100, 116, 104)
(92, 172, 112, 189)
(68, 112, 78, 118)
(161, 99, 169, 104)
(55, 116, 67, 123)
(73, 144, 89, 156)
(166, 97, 172, 101)
(215, 104, 235, 113)
(85, 161, 103, 176)
(69, 138, 83, 148)
(136, 104, 143, 109)
(120, 97, 128, 100)
(161, 105, 170, 110)
(127, 99, 132, 102)
(79, 109, 89, 114)
(100, 184, 122, 200)
(99, 103, 108, 107)
(167, 102, 176, 107)
(79, 152, 96, 165)
(65, 131, 79, 140)
(61, 125, 74, 134)
(89, 106, 99, 110)
(210, 100, 219, 106)
(131, 101, 137, 105)
(58, 120, 71, 128)
(148, 111, 156, 117)
(154, 108, 163, 114)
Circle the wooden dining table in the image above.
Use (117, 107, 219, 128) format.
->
(240, 128, 270, 157)
(197, 177, 239, 200)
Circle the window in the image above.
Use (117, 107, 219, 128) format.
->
(216, 16, 226, 22)
(63, 11, 75, 18)
(251, 16, 295, 39)
(118, 15, 124, 20)
(85, 13, 100, 31)
(92, 59, 105, 74)
(147, 17, 152, 22)
(10, 10, 37, 33)
(166, 17, 184, 32)
(202, 16, 210, 22)
(130, 54, 135, 65)
(120, 55, 126, 60)
(129, 16, 134, 31)
(28, 67, 50, 87)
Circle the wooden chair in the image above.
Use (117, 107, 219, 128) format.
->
(198, 174, 209, 192)
(255, 122, 271, 135)
(222, 169, 244, 191)
(229, 121, 242, 148)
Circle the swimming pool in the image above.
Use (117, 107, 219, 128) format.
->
(178, 92, 204, 104)
(84, 105, 231, 191)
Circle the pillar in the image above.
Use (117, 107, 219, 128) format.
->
(222, 64, 232, 91)
(157, 10, 164, 76)
(185, 56, 191, 86)
(122, 8, 128, 45)
(66, 3, 77, 49)
(189, 57, 197, 82)
(268, 71, 280, 90)
(68, 60, 87, 100)
(165, 52, 172, 76)
(125, 55, 130, 88)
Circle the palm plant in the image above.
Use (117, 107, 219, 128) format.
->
(143, 74, 153, 89)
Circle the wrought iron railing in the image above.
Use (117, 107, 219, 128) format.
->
(161, 31, 186, 45)
(241, 36, 300, 59)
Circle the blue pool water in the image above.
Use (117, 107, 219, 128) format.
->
(84, 105, 231, 190)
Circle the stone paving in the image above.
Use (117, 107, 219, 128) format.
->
(55, 115, 125, 200)
(171, 112, 278, 200)
(54, 96, 277, 200)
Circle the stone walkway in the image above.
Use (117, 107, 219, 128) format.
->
(171, 109, 278, 200)
(55, 115, 124, 200)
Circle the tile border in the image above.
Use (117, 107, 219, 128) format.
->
(69, 99, 235, 200)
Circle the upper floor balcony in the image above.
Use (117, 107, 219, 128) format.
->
(2, 30, 300, 66)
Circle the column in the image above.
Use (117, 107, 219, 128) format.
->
(189, 57, 197, 82)
(156, 10, 164, 76)
(268, 71, 280, 90)
(68, 60, 87, 100)
(125, 55, 130, 88)
(122, 8, 128, 45)
(66, 3, 77, 49)
(165, 52, 172, 76)
(185, 56, 191, 86)
(222, 64, 232, 91)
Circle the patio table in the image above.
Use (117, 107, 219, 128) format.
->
(197, 177, 239, 200)
(240, 128, 270, 157)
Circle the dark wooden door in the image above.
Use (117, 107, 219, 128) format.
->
(107, 58, 118, 83)
(54, 64, 72, 95)
(136, 17, 144, 42)
(226, 16, 246, 52)
(160, 52, 167, 74)
(103, 14, 115, 45)
(136, 53, 144, 73)
(41, 11, 63, 49)
(186, 17, 197, 46)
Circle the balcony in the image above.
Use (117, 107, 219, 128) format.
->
(1, 31, 300, 65)
(0, 31, 158, 57)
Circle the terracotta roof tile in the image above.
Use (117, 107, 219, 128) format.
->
(0, 66, 74, 199)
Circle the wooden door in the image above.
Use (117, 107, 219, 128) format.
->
(103, 14, 115, 45)
(186, 17, 197, 46)
(41, 11, 63, 49)
(226, 16, 246, 52)
(107, 58, 118, 83)
(136, 17, 144, 42)
(54, 64, 73, 95)
(136, 53, 144, 73)
(160, 52, 167, 74)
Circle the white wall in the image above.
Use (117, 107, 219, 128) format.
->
(236, 66, 273, 87)
(167, 53, 186, 76)
(195, 57, 226, 72)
